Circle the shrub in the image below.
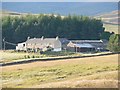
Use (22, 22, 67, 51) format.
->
(108, 34, 120, 52)
(32, 55, 35, 58)
(27, 55, 30, 58)
(24, 55, 27, 59)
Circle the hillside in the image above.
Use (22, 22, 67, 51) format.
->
(1, 10, 21, 16)
(95, 10, 119, 34)
(96, 10, 119, 25)
(2, 2, 117, 16)
(103, 24, 118, 34)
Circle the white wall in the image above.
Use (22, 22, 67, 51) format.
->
(16, 43, 26, 50)
(53, 48, 61, 51)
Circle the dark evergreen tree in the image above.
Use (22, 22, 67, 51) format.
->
(2, 14, 105, 49)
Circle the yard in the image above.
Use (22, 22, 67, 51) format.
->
(1, 54, 119, 88)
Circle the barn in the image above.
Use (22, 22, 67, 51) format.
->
(67, 40, 108, 52)
(67, 41, 95, 52)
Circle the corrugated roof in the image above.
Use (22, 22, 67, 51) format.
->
(75, 43, 94, 48)
(71, 40, 103, 43)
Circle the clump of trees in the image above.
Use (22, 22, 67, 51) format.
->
(108, 34, 120, 52)
(2, 14, 110, 49)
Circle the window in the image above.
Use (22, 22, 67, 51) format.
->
(23, 44, 25, 47)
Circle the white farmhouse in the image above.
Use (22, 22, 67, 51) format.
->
(16, 36, 62, 52)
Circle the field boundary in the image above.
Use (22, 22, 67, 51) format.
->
(1, 52, 119, 67)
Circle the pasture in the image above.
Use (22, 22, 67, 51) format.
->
(2, 54, 119, 88)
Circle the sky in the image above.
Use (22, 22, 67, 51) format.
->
(1, 0, 120, 2)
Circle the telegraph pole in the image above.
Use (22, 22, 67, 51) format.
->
(2, 38, 17, 51)
(75, 41, 77, 53)
(3, 38, 5, 51)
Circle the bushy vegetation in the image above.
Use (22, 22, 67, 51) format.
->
(43, 51, 77, 56)
(108, 34, 120, 52)
(2, 14, 106, 49)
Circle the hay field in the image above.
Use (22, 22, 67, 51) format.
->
(2, 54, 119, 88)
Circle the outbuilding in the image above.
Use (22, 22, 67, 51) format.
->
(67, 41, 96, 52)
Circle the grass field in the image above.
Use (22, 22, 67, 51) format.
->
(1, 50, 80, 63)
(103, 24, 118, 34)
(2, 54, 119, 88)
(1, 50, 43, 63)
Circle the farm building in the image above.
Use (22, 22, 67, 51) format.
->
(16, 36, 62, 52)
(67, 40, 108, 52)
(59, 38, 70, 50)
(67, 41, 95, 52)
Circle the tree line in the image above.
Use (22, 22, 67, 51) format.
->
(2, 14, 113, 49)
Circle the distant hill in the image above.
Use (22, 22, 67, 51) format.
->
(1, 10, 21, 16)
(96, 10, 119, 25)
(2, 2, 117, 16)
(95, 10, 119, 34)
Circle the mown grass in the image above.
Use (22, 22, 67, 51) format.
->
(2, 54, 118, 88)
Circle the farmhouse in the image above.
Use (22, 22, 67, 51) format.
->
(67, 40, 108, 52)
(16, 36, 62, 52)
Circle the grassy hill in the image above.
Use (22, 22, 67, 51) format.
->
(96, 10, 119, 34)
(1, 10, 21, 16)
(2, 53, 118, 88)
(96, 10, 119, 25)
(103, 24, 118, 34)
(2, 2, 117, 16)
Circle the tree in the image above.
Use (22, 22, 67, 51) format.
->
(2, 14, 105, 49)
(100, 31, 114, 40)
(108, 34, 120, 52)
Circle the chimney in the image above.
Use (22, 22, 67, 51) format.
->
(27, 36, 30, 40)
(41, 36, 44, 40)
(56, 36, 59, 40)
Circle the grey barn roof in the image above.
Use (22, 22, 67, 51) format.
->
(26, 38, 58, 44)
(69, 39, 108, 49)
(71, 40, 103, 43)
(75, 43, 94, 48)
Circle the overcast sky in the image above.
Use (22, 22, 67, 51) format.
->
(2, 0, 119, 2)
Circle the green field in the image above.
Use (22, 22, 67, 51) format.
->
(103, 24, 118, 34)
(2, 54, 118, 88)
